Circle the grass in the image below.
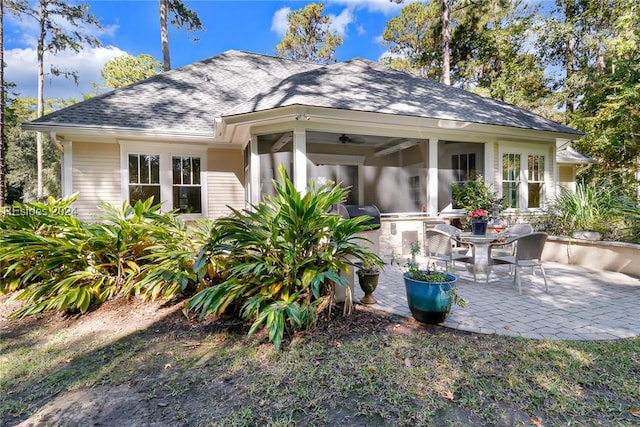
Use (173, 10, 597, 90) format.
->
(1, 299, 639, 426)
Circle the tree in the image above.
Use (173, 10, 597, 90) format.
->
(15, 0, 101, 200)
(5, 97, 61, 200)
(159, 0, 202, 72)
(275, 2, 343, 64)
(98, 54, 162, 89)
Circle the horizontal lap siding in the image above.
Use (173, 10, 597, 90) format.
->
(207, 148, 245, 219)
(73, 142, 121, 221)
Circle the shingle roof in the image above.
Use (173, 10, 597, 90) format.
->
(226, 58, 582, 135)
(26, 50, 582, 137)
(557, 146, 595, 164)
(26, 50, 320, 135)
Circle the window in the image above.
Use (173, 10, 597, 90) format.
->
(128, 154, 160, 205)
(502, 151, 546, 209)
(452, 153, 476, 208)
(452, 153, 476, 182)
(502, 153, 520, 208)
(527, 155, 545, 208)
(122, 145, 205, 216)
(172, 156, 202, 214)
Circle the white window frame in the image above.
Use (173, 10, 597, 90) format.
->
(499, 143, 550, 211)
(119, 141, 208, 219)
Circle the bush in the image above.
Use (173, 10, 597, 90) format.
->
(0, 195, 203, 317)
(187, 165, 383, 348)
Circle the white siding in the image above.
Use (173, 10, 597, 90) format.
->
(73, 142, 121, 221)
(207, 148, 245, 219)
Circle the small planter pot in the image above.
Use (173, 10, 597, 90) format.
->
(471, 220, 488, 235)
(356, 270, 380, 304)
(402, 272, 457, 324)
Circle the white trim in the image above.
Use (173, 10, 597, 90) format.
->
(427, 138, 439, 216)
(249, 135, 260, 205)
(118, 141, 208, 218)
(293, 128, 307, 194)
(62, 140, 73, 198)
(498, 142, 552, 211)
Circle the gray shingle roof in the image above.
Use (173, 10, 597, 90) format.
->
(226, 58, 582, 135)
(26, 50, 320, 135)
(26, 50, 581, 137)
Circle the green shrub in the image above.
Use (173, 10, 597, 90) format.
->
(187, 165, 383, 348)
(548, 183, 627, 238)
(0, 196, 202, 317)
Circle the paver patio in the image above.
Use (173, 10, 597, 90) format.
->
(353, 259, 640, 340)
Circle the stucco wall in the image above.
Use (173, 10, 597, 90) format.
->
(72, 141, 121, 221)
(543, 236, 640, 277)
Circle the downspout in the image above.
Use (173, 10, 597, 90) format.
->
(50, 131, 64, 153)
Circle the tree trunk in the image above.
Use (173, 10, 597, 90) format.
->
(159, 0, 171, 71)
(440, 0, 451, 85)
(36, 0, 45, 200)
(0, 0, 5, 206)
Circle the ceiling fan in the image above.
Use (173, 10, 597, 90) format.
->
(338, 134, 365, 144)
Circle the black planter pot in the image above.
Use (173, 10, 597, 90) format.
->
(356, 270, 379, 304)
(402, 272, 458, 324)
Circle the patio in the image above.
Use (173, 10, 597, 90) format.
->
(354, 259, 640, 340)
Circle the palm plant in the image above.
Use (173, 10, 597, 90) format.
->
(188, 165, 383, 348)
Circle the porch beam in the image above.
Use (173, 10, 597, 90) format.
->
(427, 138, 439, 216)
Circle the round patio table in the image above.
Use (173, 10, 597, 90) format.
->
(458, 232, 508, 280)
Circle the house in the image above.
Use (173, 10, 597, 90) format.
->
(23, 50, 584, 254)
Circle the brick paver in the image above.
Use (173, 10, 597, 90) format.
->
(353, 259, 640, 340)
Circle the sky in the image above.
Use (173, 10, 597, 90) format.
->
(4, 0, 419, 101)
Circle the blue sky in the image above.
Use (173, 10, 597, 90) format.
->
(5, 0, 414, 100)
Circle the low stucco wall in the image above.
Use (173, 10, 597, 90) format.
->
(542, 236, 640, 277)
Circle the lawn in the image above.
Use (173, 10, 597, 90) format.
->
(1, 296, 639, 426)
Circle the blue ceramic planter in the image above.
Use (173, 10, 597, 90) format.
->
(471, 220, 488, 235)
(402, 272, 457, 324)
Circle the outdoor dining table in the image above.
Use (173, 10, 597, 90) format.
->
(457, 231, 509, 280)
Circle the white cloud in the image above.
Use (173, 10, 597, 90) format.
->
(329, 8, 355, 37)
(327, 0, 419, 15)
(6, 45, 128, 100)
(271, 7, 291, 36)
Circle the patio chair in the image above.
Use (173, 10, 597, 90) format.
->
(490, 232, 549, 295)
(424, 229, 472, 271)
(491, 222, 534, 257)
(433, 223, 467, 255)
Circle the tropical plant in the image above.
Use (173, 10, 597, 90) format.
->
(187, 165, 383, 348)
(549, 182, 626, 237)
(0, 195, 202, 317)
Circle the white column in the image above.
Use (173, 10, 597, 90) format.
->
(249, 135, 260, 206)
(427, 138, 439, 216)
(293, 128, 307, 194)
(484, 142, 494, 186)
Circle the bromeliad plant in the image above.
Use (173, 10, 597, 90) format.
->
(187, 164, 383, 348)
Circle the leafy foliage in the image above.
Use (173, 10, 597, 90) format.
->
(97, 54, 163, 89)
(187, 165, 383, 348)
(275, 2, 342, 64)
(451, 176, 503, 213)
(545, 182, 630, 239)
(0, 195, 204, 317)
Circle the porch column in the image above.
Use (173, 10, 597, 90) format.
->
(293, 127, 307, 194)
(427, 138, 439, 216)
(249, 134, 260, 206)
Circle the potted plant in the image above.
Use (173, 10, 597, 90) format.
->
(356, 259, 381, 304)
(451, 176, 504, 229)
(393, 242, 465, 324)
(468, 208, 489, 235)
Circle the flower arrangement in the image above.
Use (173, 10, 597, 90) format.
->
(468, 208, 489, 221)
